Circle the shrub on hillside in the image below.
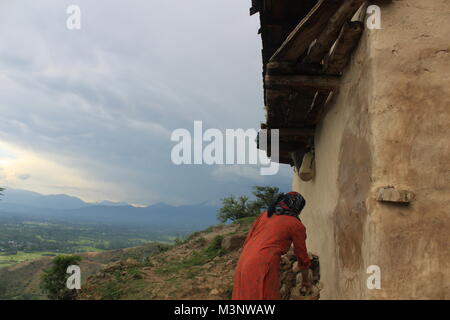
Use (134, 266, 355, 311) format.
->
(40, 255, 82, 300)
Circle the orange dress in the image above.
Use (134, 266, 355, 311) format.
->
(232, 212, 310, 300)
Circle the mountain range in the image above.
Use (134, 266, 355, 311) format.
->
(0, 188, 220, 232)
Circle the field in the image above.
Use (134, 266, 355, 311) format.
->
(0, 251, 61, 268)
(0, 215, 177, 269)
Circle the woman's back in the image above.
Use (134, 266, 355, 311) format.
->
(242, 212, 304, 259)
(233, 211, 309, 300)
(233, 192, 310, 300)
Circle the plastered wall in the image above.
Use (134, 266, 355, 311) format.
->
(293, 0, 450, 299)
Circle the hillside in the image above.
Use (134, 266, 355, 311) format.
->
(1, 216, 321, 300)
(79, 217, 321, 300)
(0, 242, 170, 300)
(78, 219, 253, 300)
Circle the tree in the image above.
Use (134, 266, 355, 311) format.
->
(251, 186, 279, 210)
(217, 186, 280, 223)
(217, 196, 257, 223)
(40, 255, 82, 300)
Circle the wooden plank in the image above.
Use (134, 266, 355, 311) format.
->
(265, 89, 292, 126)
(278, 155, 294, 165)
(265, 74, 340, 91)
(308, 91, 337, 124)
(260, 143, 296, 164)
(353, 1, 369, 22)
(325, 21, 364, 75)
(260, 127, 315, 139)
(279, 128, 315, 137)
(266, 61, 324, 76)
(250, 6, 259, 16)
(306, 90, 332, 123)
(270, 0, 341, 62)
(302, 2, 367, 125)
(250, 0, 262, 15)
(303, 0, 365, 65)
(281, 142, 309, 152)
(260, 141, 309, 153)
(273, 150, 300, 165)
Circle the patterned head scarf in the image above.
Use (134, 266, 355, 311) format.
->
(268, 192, 306, 219)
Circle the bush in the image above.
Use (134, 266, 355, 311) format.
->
(40, 255, 82, 300)
(127, 267, 143, 280)
(204, 235, 225, 257)
(0, 280, 7, 299)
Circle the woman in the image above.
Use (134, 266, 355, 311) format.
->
(232, 192, 311, 300)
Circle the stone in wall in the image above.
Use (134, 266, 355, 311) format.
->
(376, 186, 415, 204)
(279, 249, 322, 300)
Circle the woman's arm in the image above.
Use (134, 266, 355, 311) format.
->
(291, 221, 311, 270)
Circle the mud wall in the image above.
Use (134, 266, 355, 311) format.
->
(293, 0, 450, 299)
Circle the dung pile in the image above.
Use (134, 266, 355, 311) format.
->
(280, 250, 321, 300)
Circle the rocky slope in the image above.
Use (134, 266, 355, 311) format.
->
(79, 217, 321, 300)
(0, 242, 169, 299)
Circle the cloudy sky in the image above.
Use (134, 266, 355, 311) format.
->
(0, 0, 292, 206)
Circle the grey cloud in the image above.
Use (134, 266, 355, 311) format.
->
(0, 0, 292, 205)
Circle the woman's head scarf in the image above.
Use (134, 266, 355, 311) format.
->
(268, 192, 306, 219)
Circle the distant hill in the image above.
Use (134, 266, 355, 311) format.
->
(0, 188, 220, 232)
(1, 189, 90, 210)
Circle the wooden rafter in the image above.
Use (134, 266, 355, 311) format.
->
(253, 0, 368, 164)
(303, 0, 365, 64)
(265, 74, 340, 91)
(325, 21, 364, 75)
(269, 0, 341, 62)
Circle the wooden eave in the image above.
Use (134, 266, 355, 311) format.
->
(251, 0, 368, 165)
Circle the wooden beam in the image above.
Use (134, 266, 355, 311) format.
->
(266, 61, 324, 76)
(303, 0, 365, 65)
(250, 0, 261, 15)
(353, 1, 369, 22)
(306, 90, 332, 123)
(261, 147, 296, 165)
(260, 141, 309, 153)
(269, 0, 341, 62)
(250, 7, 259, 16)
(279, 128, 315, 137)
(325, 21, 364, 75)
(302, 2, 367, 125)
(259, 124, 315, 137)
(281, 142, 308, 152)
(278, 156, 294, 165)
(265, 74, 340, 91)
